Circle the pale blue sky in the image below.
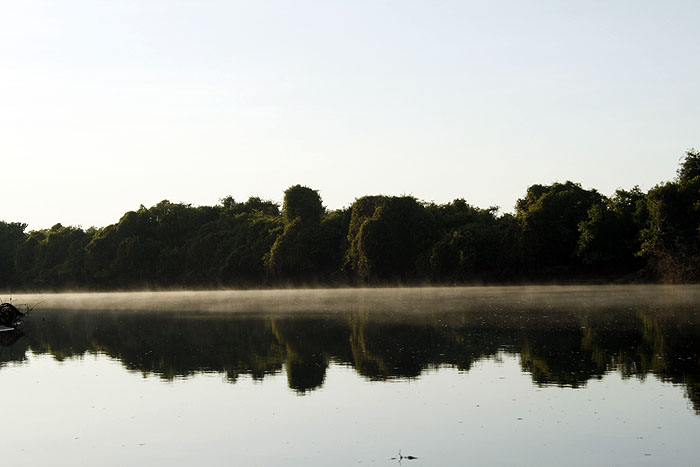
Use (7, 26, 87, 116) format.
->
(2, 0, 699, 229)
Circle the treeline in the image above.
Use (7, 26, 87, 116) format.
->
(1, 150, 699, 289)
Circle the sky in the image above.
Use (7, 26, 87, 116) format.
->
(1, 0, 699, 230)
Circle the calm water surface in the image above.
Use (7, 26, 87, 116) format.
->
(2, 286, 700, 466)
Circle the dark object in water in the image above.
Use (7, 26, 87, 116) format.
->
(0, 303, 25, 329)
(390, 450, 418, 462)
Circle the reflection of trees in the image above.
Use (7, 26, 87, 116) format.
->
(635, 305, 700, 413)
(269, 317, 351, 393)
(1, 302, 699, 413)
(521, 329, 605, 388)
(20, 311, 285, 382)
(0, 329, 27, 367)
(519, 309, 647, 388)
(348, 311, 507, 380)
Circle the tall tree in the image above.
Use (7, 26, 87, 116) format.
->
(346, 196, 432, 282)
(0, 221, 27, 288)
(640, 150, 700, 282)
(516, 181, 602, 273)
(267, 185, 328, 281)
(428, 201, 515, 281)
(577, 187, 647, 271)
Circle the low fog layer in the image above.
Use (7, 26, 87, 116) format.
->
(11, 285, 700, 315)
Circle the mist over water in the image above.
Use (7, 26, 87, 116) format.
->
(13, 284, 700, 314)
(2, 285, 700, 466)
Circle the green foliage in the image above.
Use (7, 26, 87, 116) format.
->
(346, 196, 432, 281)
(15, 223, 91, 288)
(220, 196, 280, 217)
(84, 225, 119, 285)
(83, 198, 282, 288)
(577, 187, 647, 268)
(203, 210, 282, 286)
(267, 190, 347, 282)
(639, 173, 700, 282)
(516, 181, 602, 272)
(4, 148, 700, 288)
(185, 197, 283, 286)
(429, 208, 516, 281)
(84, 201, 221, 287)
(267, 219, 321, 278)
(317, 208, 352, 279)
(282, 185, 324, 224)
(0, 221, 27, 287)
(677, 149, 700, 183)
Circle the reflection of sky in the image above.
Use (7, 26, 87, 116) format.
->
(4, 352, 699, 466)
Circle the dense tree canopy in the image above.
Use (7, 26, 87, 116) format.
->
(515, 181, 603, 272)
(577, 187, 647, 270)
(1, 149, 699, 289)
(346, 196, 432, 281)
(0, 221, 28, 287)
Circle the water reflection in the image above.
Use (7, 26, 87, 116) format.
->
(3, 287, 700, 413)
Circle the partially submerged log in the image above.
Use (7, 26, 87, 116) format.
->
(0, 303, 25, 329)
